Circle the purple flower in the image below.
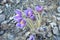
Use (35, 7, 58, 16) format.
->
(14, 14, 22, 22)
(16, 19, 26, 29)
(35, 5, 43, 12)
(24, 8, 36, 20)
(14, 9, 26, 29)
(28, 35, 35, 40)
(14, 9, 22, 17)
(24, 8, 33, 17)
(30, 15, 36, 20)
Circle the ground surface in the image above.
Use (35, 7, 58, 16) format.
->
(0, 0, 60, 40)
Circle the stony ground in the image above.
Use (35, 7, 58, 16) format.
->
(0, 0, 60, 40)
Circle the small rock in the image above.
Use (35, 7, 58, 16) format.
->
(7, 33, 15, 40)
(47, 19, 52, 23)
(16, 0, 20, 4)
(9, 16, 14, 20)
(1, 20, 10, 30)
(39, 27, 44, 32)
(25, 32, 30, 37)
(56, 13, 60, 17)
(41, 11, 47, 17)
(57, 6, 60, 13)
(1, 20, 10, 24)
(10, 27, 21, 34)
(53, 27, 59, 35)
(0, 30, 6, 36)
(5, 4, 11, 8)
(57, 0, 60, 5)
(0, 14, 5, 23)
(39, 26, 47, 32)
(37, 26, 47, 36)
(57, 36, 60, 40)
(0, 9, 3, 14)
(57, 17, 60, 21)
(36, 34, 43, 40)
(50, 22, 57, 28)
(53, 35, 60, 40)
(0, 28, 6, 36)
(52, 15, 57, 21)
(48, 22, 59, 35)
(40, 0, 44, 2)
(46, 32, 52, 38)
(53, 36, 58, 40)
(59, 25, 60, 30)
(57, 2, 60, 6)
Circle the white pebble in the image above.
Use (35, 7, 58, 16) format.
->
(0, 9, 3, 14)
(57, 17, 60, 20)
(50, 22, 56, 28)
(57, 6, 60, 13)
(53, 27, 59, 35)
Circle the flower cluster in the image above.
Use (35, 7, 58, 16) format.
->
(14, 9, 26, 29)
(13, 5, 43, 40)
(24, 8, 36, 20)
(14, 5, 43, 29)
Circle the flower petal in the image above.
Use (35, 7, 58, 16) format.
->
(35, 5, 43, 12)
(14, 15, 22, 22)
(29, 35, 35, 40)
(14, 9, 22, 16)
(30, 15, 36, 20)
(16, 23, 24, 29)
(24, 8, 33, 17)
(16, 19, 26, 29)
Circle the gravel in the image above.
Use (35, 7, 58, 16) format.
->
(0, 0, 60, 40)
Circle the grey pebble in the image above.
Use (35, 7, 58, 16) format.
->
(7, 33, 15, 40)
(56, 13, 60, 17)
(57, 36, 60, 40)
(46, 32, 52, 38)
(39, 0, 45, 2)
(56, 14, 60, 21)
(1, 19, 13, 30)
(57, 17, 60, 21)
(50, 22, 59, 35)
(58, 25, 60, 31)
(0, 14, 5, 23)
(53, 26, 59, 35)
(1, 20, 10, 24)
(16, 0, 20, 4)
(53, 35, 60, 40)
(0, 9, 3, 14)
(50, 22, 57, 28)
(0, 30, 5, 36)
(57, 6, 60, 13)
(5, 4, 11, 8)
